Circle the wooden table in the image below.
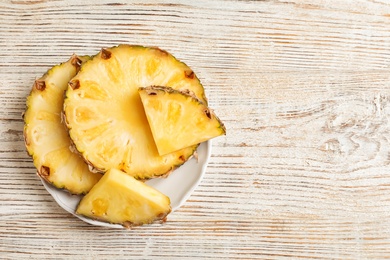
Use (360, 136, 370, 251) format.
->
(2, 0, 390, 259)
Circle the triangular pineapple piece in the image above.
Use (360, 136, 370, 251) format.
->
(64, 45, 206, 179)
(23, 55, 101, 194)
(76, 168, 171, 228)
(139, 86, 226, 155)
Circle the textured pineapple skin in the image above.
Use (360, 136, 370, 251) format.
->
(139, 86, 226, 155)
(23, 55, 102, 194)
(63, 45, 206, 179)
(76, 168, 171, 228)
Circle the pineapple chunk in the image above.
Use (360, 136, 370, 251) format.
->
(139, 86, 226, 155)
(76, 168, 171, 228)
(64, 45, 207, 179)
(23, 55, 101, 194)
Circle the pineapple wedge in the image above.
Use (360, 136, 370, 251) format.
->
(76, 168, 171, 228)
(23, 55, 101, 194)
(139, 86, 226, 155)
(63, 45, 207, 179)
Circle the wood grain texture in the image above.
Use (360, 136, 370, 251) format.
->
(1, 0, 390, 259)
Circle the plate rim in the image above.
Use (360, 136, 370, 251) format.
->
(41, 140, 211, 228)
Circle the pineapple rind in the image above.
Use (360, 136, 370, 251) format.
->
(76, 168, 171, 228)
(23, 55, 102, 195)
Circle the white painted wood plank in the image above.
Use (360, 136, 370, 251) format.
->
(1, 0, 390, 259)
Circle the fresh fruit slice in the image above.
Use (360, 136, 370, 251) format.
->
(23, 55, 102, 194)
(76, 168, 171, 228)
(63, 45, 207, 179)
(139, 86, 226, 155)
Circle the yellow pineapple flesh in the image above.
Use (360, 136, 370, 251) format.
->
(139, 86, 226, 155)
(63, 45, 207, 179)
(23, 55, 102, 194)
(76, 168, 171, 228)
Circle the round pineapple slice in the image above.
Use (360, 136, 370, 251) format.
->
(63, 45, 207, 179)
(23, 55, 102, 194)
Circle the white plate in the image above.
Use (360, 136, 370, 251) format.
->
(42, 141, 211, 228)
